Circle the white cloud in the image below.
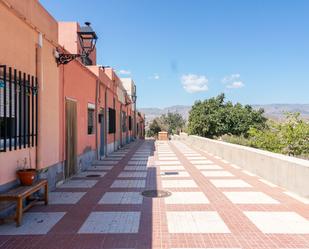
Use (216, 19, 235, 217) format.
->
(118, 69, 131, 75)
(226, 81, 244, 89)
(149, 73, 160, 80)
(222, 74, 244, 89)
(181, 74, 209, 93)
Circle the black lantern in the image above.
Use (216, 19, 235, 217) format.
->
(56, 22, 98, 65)
(132, 94, 137, 103)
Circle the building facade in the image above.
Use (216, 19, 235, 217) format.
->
(0, 0, 144, 191)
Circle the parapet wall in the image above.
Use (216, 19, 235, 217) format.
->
(173, 133, 309, 197)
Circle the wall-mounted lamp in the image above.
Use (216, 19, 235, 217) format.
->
(55, 22, 98, 65)
(132, 94, 137, 103)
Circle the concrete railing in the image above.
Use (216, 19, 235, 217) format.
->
(173, 133, 309, 198)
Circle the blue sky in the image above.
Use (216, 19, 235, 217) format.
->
(41, 0, 309, 108)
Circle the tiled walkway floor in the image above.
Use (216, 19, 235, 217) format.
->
(0, 140, 309, 249)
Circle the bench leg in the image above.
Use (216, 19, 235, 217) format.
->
(44, 183, 48, 205)
(16, 198, 23, 227)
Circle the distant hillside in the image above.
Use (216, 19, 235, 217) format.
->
(253, 104, 309, 121)
(140, 104, 309, 124)
(140, 105, 191, 125)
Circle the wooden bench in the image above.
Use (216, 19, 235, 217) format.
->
(0, 179, 48, 226)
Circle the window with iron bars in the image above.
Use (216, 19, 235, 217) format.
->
(128, 116, 132, 131)
(108, 108, 116, 134)
(122, 111, 126, 132)
(0, 65, 38, 152)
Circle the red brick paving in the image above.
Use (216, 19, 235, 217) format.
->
(0, 139, 308, 249)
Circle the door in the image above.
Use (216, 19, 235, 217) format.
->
(119, 109, 122, 147)
(65, 99, 77, 178)
(99, 108, 104, 159)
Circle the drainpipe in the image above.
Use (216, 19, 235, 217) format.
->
(104, 87, 107, 156)
(118, 102, 123, 148)
(113, 97, 116, 152)
(35, 33, 43, 170)
(95, 79, 99, 160)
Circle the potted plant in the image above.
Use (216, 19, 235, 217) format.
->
(16, 157, 37, 186)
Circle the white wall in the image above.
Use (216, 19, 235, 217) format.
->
(174, 133, 309, 198)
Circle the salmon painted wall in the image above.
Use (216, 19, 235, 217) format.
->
(60, 61, 97, 157)
(0, 0, 60, 185)
(87, 66, 117, 146)
(58, 22, 79, 54)
(58, 22, 96, 65)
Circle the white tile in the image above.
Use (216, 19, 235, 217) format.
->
(162, 180, 198, 188)
(78, 212, 140, 233)
(111, 180, 146, 188)
(160, 166, 185, 171)
(167, 211, 230, 233)
(210, 179, 252, 188)
(0, 212, 65, 235)
(128, 161, 148, 165)
(111, 153, 126, 156)
(221, 159, 230, 164)
(284, 191, 309, 204)
(158, 157, 178, 161)
(190, 160, 213, 165)
(242, 170, 257, 177)
(59, 179, 97, 188)
(49, 192, 86, 204)
(118, 171, 147, 178)
(244, 211, 309, 234)
(165, 192, 209, 204)
(171, 248, 240, 249)
(124, 166, 147, 171)
(130, 157, 149, 161)
(202, 171, 234, 177)
(224, 192, 279, 204)
(95, 160, 118, 165)
(99, 192, 143, 204)
(156, 161, 181, 165)
(258, 178, 278, 187)
(230, 164, 241, 169)
(88, 165, 113, 171)
(186, 156, 207, 160)
(161, 171, 190, 178)
(106, 157, 123, 160)
(75, 171, 107, 178)
(195, 165, 222, 170)
(127, 161, 147, 166)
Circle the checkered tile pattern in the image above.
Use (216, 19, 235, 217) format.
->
(0, 140, 308, 249)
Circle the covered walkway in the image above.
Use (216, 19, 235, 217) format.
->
(0, 140, 309, 249)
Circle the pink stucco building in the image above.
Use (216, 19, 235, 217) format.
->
(0, 0, 144, 191)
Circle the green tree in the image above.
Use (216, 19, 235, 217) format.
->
(188, 93, 267, 138)
(248, 123, 284, 153)
(280, 112, 309, 156)
(146, 119, 162, 137)
(146, 112, 186, 137)
(161, 112, 186, 135)
(223, 113, 309, 158)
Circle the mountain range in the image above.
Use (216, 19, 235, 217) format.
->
(139, 104, 309, 124)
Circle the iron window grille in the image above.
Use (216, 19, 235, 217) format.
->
(87, 106, 95, 134)
(108, 108, 116, 134)
(122, 111, 126, 132)
(129, 116, 132, 131)
(0, 65, 38, 152)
